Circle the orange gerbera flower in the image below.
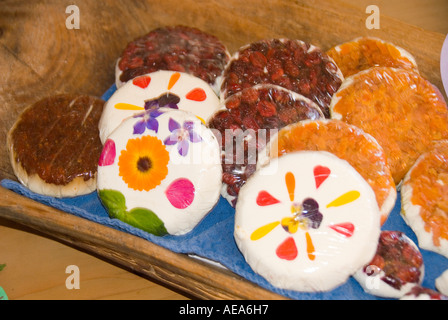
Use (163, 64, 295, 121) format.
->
(118, 135, 169, 191)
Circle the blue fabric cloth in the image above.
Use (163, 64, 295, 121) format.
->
(3, 84, 446, 299)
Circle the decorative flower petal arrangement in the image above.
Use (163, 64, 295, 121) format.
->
(164, 118, 202, 156)
(114, 72, 209, 112)
(234, 151, 381, 292)
(250, 165, 359, 261)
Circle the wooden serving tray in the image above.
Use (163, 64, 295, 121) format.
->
(0, 0, 446, 300)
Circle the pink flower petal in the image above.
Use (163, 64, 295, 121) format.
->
(98, 139, 116, 166)
(165, 178, 195, 209)
(177, 139, 189, 156)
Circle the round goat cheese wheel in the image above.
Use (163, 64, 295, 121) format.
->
(97, 108, 222, 236)
(116, 25, 230, 94)
(7, 94, 104, 197)
(234, 151, 381, 292)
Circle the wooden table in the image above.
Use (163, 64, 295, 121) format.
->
(1, 0, 447, 300)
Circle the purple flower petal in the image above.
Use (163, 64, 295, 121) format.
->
(144, 99, 159, 110)
(146, 117, 159, 133)
(301, 198, 323, 229)
(150, 109, 164, 118)
(164, 132, 179, 145)
(166, 103, 179, 109)
(177, 139, 189, 156)
(133, 120, 147, 134)
(168, 118, 181, 132)
(189, 131, 202, 143)
(183, 121, 195, 131)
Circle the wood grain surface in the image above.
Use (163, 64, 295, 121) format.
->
(1, 0, 447, 300)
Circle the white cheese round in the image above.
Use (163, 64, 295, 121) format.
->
(234, 151, 381, 292)
(97, 108, 222, 236)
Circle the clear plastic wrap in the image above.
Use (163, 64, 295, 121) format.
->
(330, 66, 448, 185)
(326, 37, 418, 77)
(7, 94, 104, 197)
(208, 84, 323, 207)
(220, 38, 344, 117)
(401, 140, 448, 258)
(263, 119, 396, 224)
(116, 25, 231, 93)
(234, 151, 381, 292)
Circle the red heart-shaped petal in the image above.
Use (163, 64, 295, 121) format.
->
(329, 222, 355, 237)
(276, 237, 298, 260)
(314, 165, 331, 189)
(186, 88, 207, 101)
(256, 190, 280, 206)
(132, 75, 151, 89)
